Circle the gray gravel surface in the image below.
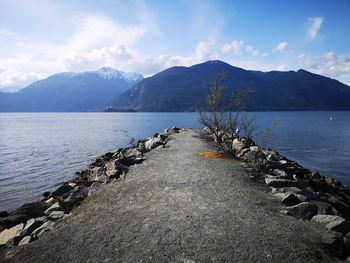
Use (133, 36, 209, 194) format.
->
(1, 130, 337, 263)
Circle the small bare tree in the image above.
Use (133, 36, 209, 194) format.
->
(198, 75, 277, 155)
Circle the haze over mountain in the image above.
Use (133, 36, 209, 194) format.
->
(0, 67, 143, 112)
(111, 60, 350, 111)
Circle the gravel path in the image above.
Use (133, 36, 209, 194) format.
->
(3, 130, 336, 262)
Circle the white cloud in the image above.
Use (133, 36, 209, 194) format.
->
(246, 46, 259, 57)
(221, 40, 244, 54)
(0, 69, 45, 91)
(308, 16, 323, 41)
(273, 41, 288, 52)
(195, 39, 216, 60)
(298, 51, 350, 85)
(0, 13, 154, 91)
(221, 40, 259, 57)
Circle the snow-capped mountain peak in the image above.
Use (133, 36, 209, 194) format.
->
(96, 67, 143, 83)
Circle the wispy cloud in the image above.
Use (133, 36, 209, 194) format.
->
(273, 41, 288, 52)
(308, 16, 323, 41)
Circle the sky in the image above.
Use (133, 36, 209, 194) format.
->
(0, 0, 349, 92)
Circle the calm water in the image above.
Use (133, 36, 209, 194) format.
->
(0, 112, 349, 211)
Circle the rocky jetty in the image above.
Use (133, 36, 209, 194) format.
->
(203, 127, 350, 260)
(0, 127, 182, 249)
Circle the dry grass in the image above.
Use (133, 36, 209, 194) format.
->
(199, 151, 230, 159)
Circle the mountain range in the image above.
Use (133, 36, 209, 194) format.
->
(111, 60, 350, 111)
(1, 60, 350, 112)
(0, 67, 143, 112)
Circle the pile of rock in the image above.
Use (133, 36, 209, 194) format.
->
(203, 127, 350, 259)
(0, 127, 183, 249)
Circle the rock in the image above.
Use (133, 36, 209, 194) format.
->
(21, 218, 42, 236)
(0, 214, 27, 229)
(237, 148, 249, 158)
(6, 235, 25, 247)
(249, 146, 259, 152)
(265, 178, 300, 188)
(47, 211, 66, 220)
(0, 223, 24, 245)
(321, 230, 344, 254)
(51, 184, 73, 199)
(18, 236, 32, 246)
(45, 197, 55, 204)
(202, 126, 211, 134)
(105, 160, 128, 178)
(1, 202, 50, 228)
(232, 138, 244, 153)
(272, 169, 290, 179)
(68, 182, 77, 188)
(35, 216, 47, 223)
(311, 215, 350, 235)
(88, 167, 109, 183)
(281, 202, 318, 220)
(270, 187, 303, 194)
(319, 193, 350, 219)
(311, 201, 338, 215)
(31, 220, 55, 239)
(301, 187, 318, 200)
(60, 186, 89, 212)
(280, 193, 301, 206)
(42, 191, 51, 199)
(278, 160, 288, 165)
(44, 202, 61, 215)
(242, 150, 265, 162)
(145, 137, 163, 150)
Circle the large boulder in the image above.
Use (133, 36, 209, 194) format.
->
(0, 223, 24, 245)
(311, 215, 350, 235)
(145, 137, 163, 150)
(51, 184, 74, 199)
(105, 160, 128, 178)
(281, 202, 318, 220)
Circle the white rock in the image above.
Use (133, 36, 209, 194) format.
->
(0, 223, 24, 245)
(18, 236, 32, 246)
(44, 202, 60, 215)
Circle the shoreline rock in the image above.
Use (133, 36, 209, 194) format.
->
(0, 126, 184, 249)
(203, 127, 350, 260)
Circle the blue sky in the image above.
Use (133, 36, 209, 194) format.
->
(0, 0, 349, 91)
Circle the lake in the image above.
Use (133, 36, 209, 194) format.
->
(0, 112, 349, 212)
